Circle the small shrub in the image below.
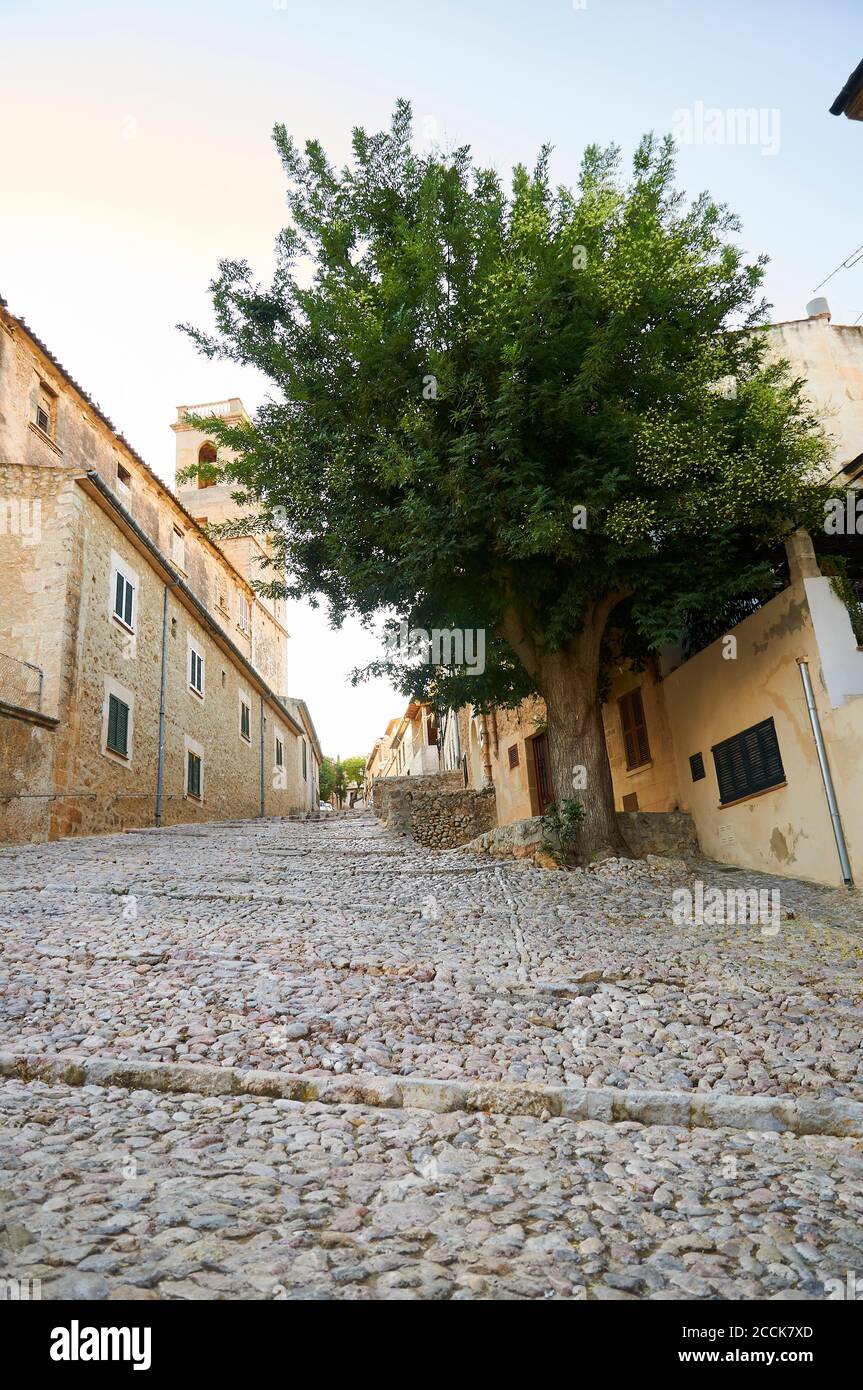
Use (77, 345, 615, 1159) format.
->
(539, 798, 585, 864)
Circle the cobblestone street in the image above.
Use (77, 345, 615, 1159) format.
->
(1, 812, 862, 1300)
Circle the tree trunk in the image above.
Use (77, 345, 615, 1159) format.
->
(535, 614, 626, 862)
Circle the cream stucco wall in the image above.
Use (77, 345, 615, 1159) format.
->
(661, 579, 863, 887)
(604, 661, 681, 814)
(768, 315, 863, 473)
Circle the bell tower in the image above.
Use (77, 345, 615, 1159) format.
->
(172, 397, 251, 542)
(171, 399, 289, 694)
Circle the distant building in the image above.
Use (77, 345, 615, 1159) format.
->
(364, 702, 439, 798)
(280, 697, 323, 812)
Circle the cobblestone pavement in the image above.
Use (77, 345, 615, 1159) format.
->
(2, 1080, 862, 1301)
(1, 812, 862, 1299)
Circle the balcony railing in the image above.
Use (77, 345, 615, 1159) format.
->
(0, 651, 43, 713)
(176, 398, 245, 423)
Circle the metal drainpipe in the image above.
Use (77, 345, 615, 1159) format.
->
(478, 710, 493, 789)
(797, 658, 853, 887)
(259, 695, 266, 818)
(155, 584, 169, 826)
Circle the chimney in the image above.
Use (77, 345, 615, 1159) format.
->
(806, 296, 832, 321)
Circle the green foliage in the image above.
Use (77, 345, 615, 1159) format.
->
(341, 755, 367, 787)
(539, 798, 585, 864)
(333, 756, 348, 807)
(183, 101, 831, 711)
(818, 555, 863, 644)
(318, 755, 336, 802)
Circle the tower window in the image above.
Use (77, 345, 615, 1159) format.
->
(198, 441, 217, 488)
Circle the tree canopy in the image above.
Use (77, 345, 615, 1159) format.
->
(184, 101, 831, 853)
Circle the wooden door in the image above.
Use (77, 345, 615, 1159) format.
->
(531, 733, 555, 813)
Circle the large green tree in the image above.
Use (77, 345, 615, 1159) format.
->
(318, 756, 336, 804)
(341, 755, 367, 789)
(184, 101, 829, 857)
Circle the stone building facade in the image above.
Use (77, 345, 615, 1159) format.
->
(0, 298, 320, 842)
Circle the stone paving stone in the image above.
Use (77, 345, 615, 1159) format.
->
(0, 812, 860, 1097)
(1, 811, 862, 1300)
(1, 1078, 861, 1301)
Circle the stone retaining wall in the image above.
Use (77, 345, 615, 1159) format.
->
(617, 810, 699, 858)
(373, 773, 497, 848)
(462, 809, 699, 865)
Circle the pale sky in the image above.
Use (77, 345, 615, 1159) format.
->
(3, 0, 862, 757)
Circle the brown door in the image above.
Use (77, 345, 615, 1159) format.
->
(531, 733, 555, 813)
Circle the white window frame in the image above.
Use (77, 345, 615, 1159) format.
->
(109, 551, 138, 635)
(239, 690, 252, 744)
(115, 461, 132, 496)
(34, 380, 57, 438)
(184, 734, 205, 801)
(238, 592, 251, 634)
(188, 635, 205, 699)
(172, 525, 186, 573)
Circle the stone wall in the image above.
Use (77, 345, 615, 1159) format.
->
(0, 305, 288, 695)
(372, 771, 462, 818)
(374, 772, 497, 848)
(617, 810, 700, 858)
(411, 787, 497, 849)
(462, 810, 699, 866)
(0, 711, 56, 843)
(0, 476, 310, 842)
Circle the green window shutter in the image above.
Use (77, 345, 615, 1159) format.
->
(187, 751, 201, 797)
(124, 579, 134, 627)
(114, 572, 124, 619)
(107, 694, 129, 756)
(117, 699, 128, 754)
(711, 718, 785, 805)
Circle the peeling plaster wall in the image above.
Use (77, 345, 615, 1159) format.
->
(660, 581, 863, 888)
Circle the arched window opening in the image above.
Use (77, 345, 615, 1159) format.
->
(197, 441, 217, 488)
